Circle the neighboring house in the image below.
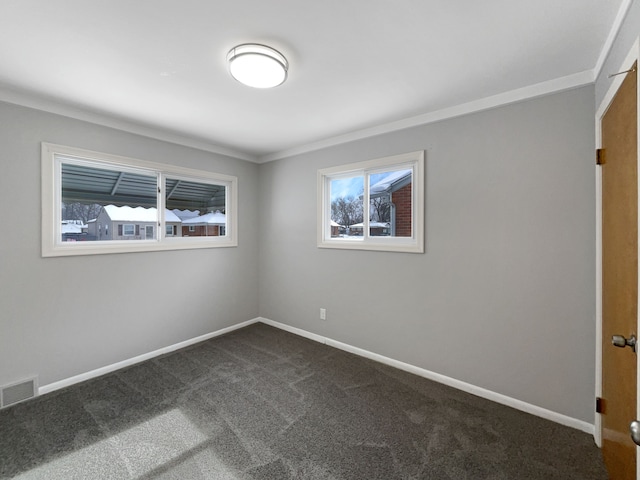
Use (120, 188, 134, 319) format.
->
(349, 221, 390, 236)
(61, 220, 87, 234)
(330, 220, 340, 237)
(87, 205, 182, 240)
(61, 220, 89, 241)
(182, 211, 226, 236)
(167, 209, 201, 237)
(370, 169, 412, 237)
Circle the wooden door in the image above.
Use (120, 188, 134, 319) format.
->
(602, 62, 638, 480)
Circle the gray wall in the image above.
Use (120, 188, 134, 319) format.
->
(258, 86, 596, 423)
(0, 80, 601, 424)
(0, 101, 259, 388)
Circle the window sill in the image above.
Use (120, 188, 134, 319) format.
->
(43, 237, 238, 258)
(318, 238, 424, 253)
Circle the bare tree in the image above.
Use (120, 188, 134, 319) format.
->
(62, 202, 103, 223)
(370, 196, 391, 222)
(331, 196, 363, 227)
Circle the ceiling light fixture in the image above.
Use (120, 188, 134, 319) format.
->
(227, 44, 288, 89)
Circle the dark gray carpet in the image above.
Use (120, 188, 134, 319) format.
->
(0, 323, 608, 479)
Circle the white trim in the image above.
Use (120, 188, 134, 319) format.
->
(42, 142, 238, 256)
(36, 315, 593, 433)
(596, 38, 640, 123)
(595, 160, 603, 448)
(594, 0, 635, 80)
(259, 317, 593, 434)
(260, 70, 594, 163)
(317, 151, 425, 253)
(0, 89, 256, 163)
(594, 38, 640, 457)
(0, 66, 599, 166)
(38, 318, 260, 395)
(258, 317, 328, 344)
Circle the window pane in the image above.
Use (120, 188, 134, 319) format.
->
(369, 168, 412, 237)
(61, 162, 157, 242)
(45, 144, 239, 256)
(330, 176, 364, 238)
(317, 151, 423, 253)
(165, 178, 226, 237)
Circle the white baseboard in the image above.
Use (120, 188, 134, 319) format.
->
(258, 317, 594, 435)
(38, 318, 260, 395)
(37, 315, 594, 436)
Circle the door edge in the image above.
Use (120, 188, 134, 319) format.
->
(594, 37, 640, 480)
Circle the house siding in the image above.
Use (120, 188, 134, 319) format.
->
(392, 182, 412, 237)
(182, 225, 221, 236)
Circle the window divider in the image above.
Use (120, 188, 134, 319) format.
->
(317, 150, 424, 253)
(42, 142, 238, 257)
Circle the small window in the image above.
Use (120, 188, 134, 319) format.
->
(317, 151, 424, 253)
(42, 143, 238, 257)
(165, 224, 176, 236)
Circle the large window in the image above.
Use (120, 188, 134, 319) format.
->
(42, 143, 238, 257)
(317, 151, 424, 253)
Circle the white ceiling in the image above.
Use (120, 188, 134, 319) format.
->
(0, 0, 628, 162)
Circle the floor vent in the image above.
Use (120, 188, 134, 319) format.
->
(1, 377, 38, 409)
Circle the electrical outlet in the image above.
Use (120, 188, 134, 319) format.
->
(320, 308, 326, 320)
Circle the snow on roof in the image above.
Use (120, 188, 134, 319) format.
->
(350, 222, 390, 228)
(370, 169, 411, 195)
(164, 210, 182, 223)
(171, 209, 200, 220)
(182, 211, 226, 225)
(61, 223, 84, 234)
(330, 220, 340, 227)
(103, 205, 181, 223)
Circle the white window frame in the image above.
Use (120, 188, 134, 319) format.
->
(42, 143, 238, 257)
(317, 150, 424, 253)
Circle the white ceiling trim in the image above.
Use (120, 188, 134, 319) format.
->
(0, 1, 627, 164)
(0, 68, 597, 165)
(593, 0, 634, 80)
(260, 69, 595, 163)
(0, 85, 258, 163)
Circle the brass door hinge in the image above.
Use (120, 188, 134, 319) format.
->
(596, 149, 605, 165)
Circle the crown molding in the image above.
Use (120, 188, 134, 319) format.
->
(0, 65, 599, 166)
(0, 85, 258, 163)
(593, 0, 634, 80)
(259, 69, 595, 163)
